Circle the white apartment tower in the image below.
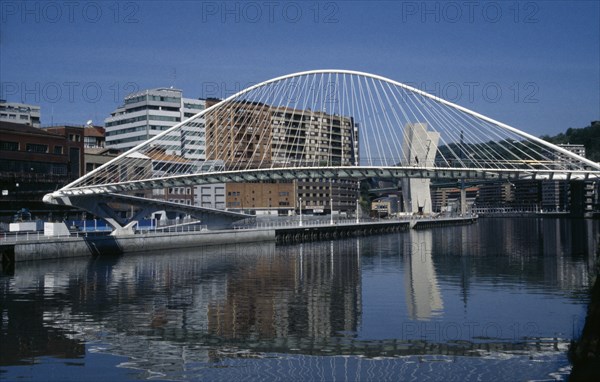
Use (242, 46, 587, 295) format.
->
(105, 88, 206, 161)
(0, 100, 41, 127)
(542, 143, 592, 213)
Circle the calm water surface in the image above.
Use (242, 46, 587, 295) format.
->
(1, 218, 598, 381)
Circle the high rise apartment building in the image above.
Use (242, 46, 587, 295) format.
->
(204, 99, 360, 214)
(105, 91, 359, 214)
(205, 100, 359, 169)
(554, 144, 586, 167)
(105, 88, 206, 161)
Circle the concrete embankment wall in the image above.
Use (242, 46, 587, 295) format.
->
(13, 229, 275, 262)
(9, 217, 476, 263)
(411, 217, 477, 229)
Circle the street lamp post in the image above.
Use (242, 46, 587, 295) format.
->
(356, 180, 360, 224)
(330, 180, 334, 225)
(299, 196, 303, 227)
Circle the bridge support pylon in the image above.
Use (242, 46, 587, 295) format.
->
(401, 123, 440, 214)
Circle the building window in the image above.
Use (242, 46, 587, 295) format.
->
(67, 134, 81, 142)
(0, 141, 19, 151)
(69, 147, 81, 176)
(26, 143, 48, 153)
(52, 164, 68, 175)
(54, 146, 63, 155)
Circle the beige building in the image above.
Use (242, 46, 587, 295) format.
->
(204, 99, 360, 214)
(431, 186, 479, 213)
(205, 99, 272, 169)
(270, 107, 358, 167)
(84, 147, 120, 174)
(225, 181, 295, 211)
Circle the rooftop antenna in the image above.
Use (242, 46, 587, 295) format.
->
(170, 67, 177, 88)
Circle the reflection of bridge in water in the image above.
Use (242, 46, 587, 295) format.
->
(41, 70, 600, 233)
(2, 218, 596, 380)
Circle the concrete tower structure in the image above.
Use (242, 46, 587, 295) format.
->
(401, 123, 440, 214)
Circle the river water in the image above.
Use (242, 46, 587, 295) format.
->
(1, 218, 598, 381)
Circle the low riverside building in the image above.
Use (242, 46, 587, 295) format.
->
(371, 195, 400, 217)
(85, 147, 120, 174)
(225, 181, 295, 215)
(195, 183, 226, 210)
(83, 124, 106, 149)
(431, 186, 479, 214)
(475, 182, 515, 208)
(0, 121, 84, 220)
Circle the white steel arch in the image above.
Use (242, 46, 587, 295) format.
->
(46, 69, 600, 201)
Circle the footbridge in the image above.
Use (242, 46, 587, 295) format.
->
(43, 70, 600, 231)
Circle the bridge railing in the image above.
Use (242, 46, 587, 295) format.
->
(0, 230, 109, 243)
(0, 213, 478, 243)
(136, 223, 208, 234)
(232, 213, 475, 230)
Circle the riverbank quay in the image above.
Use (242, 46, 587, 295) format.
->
(275, 220, 409, 244)
(1, 228, 275, 269)
(274, 216, 477, 243)
(474, 208, 599, 219)
(0, 215, 477, 267)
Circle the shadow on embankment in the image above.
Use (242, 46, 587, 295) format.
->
(83, 235, 124, 257)
(569, 240, 600, 381)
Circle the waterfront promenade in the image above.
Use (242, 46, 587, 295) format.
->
(1, 215, 476, 266)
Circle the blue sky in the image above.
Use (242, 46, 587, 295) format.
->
(1, 1, 598, 137)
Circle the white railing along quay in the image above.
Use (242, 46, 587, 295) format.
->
(0, 214, 477, 243)
(233, 213, 476, 230)
(136, 224, 208, 234)
(0, 230, 109, 243)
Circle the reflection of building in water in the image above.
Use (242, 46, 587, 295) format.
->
(0, 262, 88, 366)
(404, 230, 443, 320)
(207, 240, 362, 340)
(429, 219, 598, 304)
(3, 221, 597, 379)
(541, 219, 593, 291)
